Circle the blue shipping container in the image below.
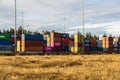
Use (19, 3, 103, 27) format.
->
(25, 34, 43, 40)
(43, 40, 47, 44)
(0, 45, 13, 51)
(62, 47, 69, 51)
(97, 47, 103, 51)
(85, 43, 91, 47)
(91, 47, 97, 51)
(0, 40, 13, 45)
(61, 33, 69, 38)
(84, 38, 91, 43)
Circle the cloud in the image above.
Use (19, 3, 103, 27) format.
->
(0, 0, 120, 37)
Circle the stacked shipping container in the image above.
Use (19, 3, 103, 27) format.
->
(90, 40, 97, 52)
(50, 32, 61, 53)
(102, 36, 113, 52)
(20, 34, 44, 53)
(74, 34, 83, 53)
(61, 33, 69, 52)
(97, 40, 103, 51)
(0, 34, 13, 52)
(84, 38, 91, 52)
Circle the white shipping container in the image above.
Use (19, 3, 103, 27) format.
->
(97, 40, 102, 47)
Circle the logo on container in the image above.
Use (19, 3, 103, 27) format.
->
(46, 47, 52, 51)
(0, 36, 5, 38)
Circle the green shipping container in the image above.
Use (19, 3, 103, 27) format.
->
(0, 34, 10, 40)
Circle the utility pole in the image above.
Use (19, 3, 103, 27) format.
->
(82, 0, 85, 53)
(14, 0, 17, 54)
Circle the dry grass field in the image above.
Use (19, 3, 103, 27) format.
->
(0, 54, 120, 80)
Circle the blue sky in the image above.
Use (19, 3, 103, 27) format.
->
(0, 0, 120, 36)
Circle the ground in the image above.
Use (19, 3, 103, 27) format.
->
(0, 54, 120, 80)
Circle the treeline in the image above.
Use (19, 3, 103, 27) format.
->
(1, 26, 100, 40)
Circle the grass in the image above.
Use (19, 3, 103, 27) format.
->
(0, 54, 120, 80)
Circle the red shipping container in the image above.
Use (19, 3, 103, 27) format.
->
(10, 38, 21, 42)
(85, 47, 90, 51)
(51, 32, 61, 38)
(74, 42, 82, 47)
(69, 40, 74, 45)
(53, 47, 61, 52)
(62, 42, 69, 47)
(62, 38, 69, 42)
(25, 40, 43, 46)
(25, 46, 43, 51)
(51, 38, 61, 42)
(51, 42, 61, 47)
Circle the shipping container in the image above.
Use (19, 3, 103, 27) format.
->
(47, 42, 51, 46)
(74, 34, 83, 43)
(74, 47, 83, 53)
(97, 40, 102, 47)
(10, 38, 21, 42)
(50, 32, 61, 38)
(62, 38, 69, 42)
(0, 34, 10, 40)
(85, 43, 91, 47)
(17, 41, 20, 52)
(51, 42, 61, 47)
(74, 42, 82, 47)
(84, 38, 90, 43)
(25, 34, 43, 40)
(51, 38, 61, 42)
(71, 47, 74, 53)
(0, 40, 13, 45)
(43, 46, 53, 53)
(62, 47, 69, 52)
(85, 47, 91, 52)
(21, 40, 25, 52)
(47, 37, 51, 43)
(53, 47, 61, 52)
(103, 48, 108, 52)
(97, 47, 103, 51)
(43, 40, 47, 44)
(62, 42, 69, 47)
(25, 40, 44, 46)
(0, 45, 13, 51)
(91, 47, 97, 51)
(25, 46, 43, 51)
(61, 33, 69, 38)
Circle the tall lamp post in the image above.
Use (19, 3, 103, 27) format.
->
(14, 0, 17, 54)
(82, 0, 85, 53)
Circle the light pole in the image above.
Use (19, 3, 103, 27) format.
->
(22, 12, 24, 35)
(82, 0, 85, 53)
(64, 18, 66, 33)
(14, 0, 17, 54)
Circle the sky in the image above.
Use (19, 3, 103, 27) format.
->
(0, 0, 120, 37)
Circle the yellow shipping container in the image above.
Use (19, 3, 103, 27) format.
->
(47, 37, 51, 43)
(74, 34, 82, 43)
(21, 40, 25, 52)
(17, 41, 20, 52)
(74, 47, 83, 53)
(71, 47, 75, 53)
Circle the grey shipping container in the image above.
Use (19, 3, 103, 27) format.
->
(0, 45, 13, 51)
